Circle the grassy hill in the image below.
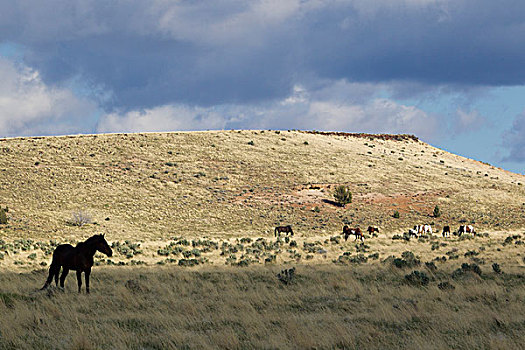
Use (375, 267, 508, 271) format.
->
(0, 130, 524, 349)
(1, 130, 523, 240)
(1, 130, 524, 268)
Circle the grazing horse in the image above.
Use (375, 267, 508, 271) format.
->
(458, 225, 476, 236)
(442, 225, 451, 237)
(414, 224, 432, 235)
(275, 225, 294, 237)
(41, 234, 112, 293)
(408, 228, 419, 238)
(343, 226, 363, 242)
(367, 226, 379, 235)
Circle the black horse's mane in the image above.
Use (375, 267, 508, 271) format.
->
(76, 234, 104, 248)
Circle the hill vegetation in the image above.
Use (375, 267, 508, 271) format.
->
(0, 130, 524, 348)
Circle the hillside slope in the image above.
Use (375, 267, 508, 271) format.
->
(1, 130, 523, 243)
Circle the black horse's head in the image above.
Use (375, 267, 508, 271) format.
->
(92, 234, 113, 257)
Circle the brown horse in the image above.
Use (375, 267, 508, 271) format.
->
(343, 226, 363, 242)
(41, 234, 112, 293)
(458, 225, 476, 236)
(275, 225, 294, 237)
(367, 226, 379, 235)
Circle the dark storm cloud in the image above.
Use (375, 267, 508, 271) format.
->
(1, 0, 525, 111)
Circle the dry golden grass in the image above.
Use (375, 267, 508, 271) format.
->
(0, 265, 524, 349)
(0, 130, 523, 269)
(0, 130, 524, 348)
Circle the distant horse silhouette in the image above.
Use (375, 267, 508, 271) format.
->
(442, 225, 451, 237)
(275, 225, 294, 237)
(343, 225, 363, 242)
(41, 234, 112, 293)
(458, 225, 476, 236)
(367, 226, 379, 235)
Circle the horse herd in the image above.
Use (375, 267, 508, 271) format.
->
(275, 224, 477, 242)
(42, 224, 477, 294)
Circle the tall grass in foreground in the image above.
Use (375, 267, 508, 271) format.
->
(0, 265, 523, 349)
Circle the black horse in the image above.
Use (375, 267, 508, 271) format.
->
(41, 234, 112, 293)
(275, 225, 294, 237)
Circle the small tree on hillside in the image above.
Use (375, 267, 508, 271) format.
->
(0, 207, 7, 225)
(433, 205, 441, 218)
(333, 185, 352, 207)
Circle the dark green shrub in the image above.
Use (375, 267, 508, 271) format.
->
(393, 210, 400, 219)
(492, 263, 502, 274)
(178, 259, 199, 267)
(438, 281, 455, 290)
(333, 185, 352, 207)
(452, 263, 482, 279)
(433, 205, 441, 218)
(0, 207, 7, 225)
(425, 261, 437, 271)
(392, 251, 420, 268)
(464, 250, 479, 257)
(405, 271, 430, 286)
(277, 267, 296, 285)
(157, 248, 170, 256)
(190, 249, 201, 257)
(264, 255, 276, 264)
(368, 252, 380, 260)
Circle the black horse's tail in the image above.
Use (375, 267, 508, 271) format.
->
(41, 259, 60, 290)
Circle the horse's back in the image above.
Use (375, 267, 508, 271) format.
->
(52, 244, 75, 263)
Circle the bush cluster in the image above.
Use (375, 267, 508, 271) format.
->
(405, 271, 430, 286)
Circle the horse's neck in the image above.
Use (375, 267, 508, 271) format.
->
(77, 241, 98, 256)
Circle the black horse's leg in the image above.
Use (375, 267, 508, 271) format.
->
(59, 268, 69, 289)
(54, 265, 61, 286)
(76, 271, 82, 293)
(85, 269, 91, 294)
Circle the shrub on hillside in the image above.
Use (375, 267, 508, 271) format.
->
(433, 205, 441, 218)
(438, 281, 455, 290)
(452, 263, 482, 279)
(277, 267, 296, 285)
(0, 208, 7, 225)
(404, 271, 430, 286)
(67, 210, 92, 227)
(392, 251, 421, 268)
(333, 185, 352, 207)
(492, 263, 502, 274)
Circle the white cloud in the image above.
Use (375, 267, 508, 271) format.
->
(97, 80, 440, 140)
(0, 57, 98, 137)
(96, 105, 229, 133)
(453, 108, 488, 134)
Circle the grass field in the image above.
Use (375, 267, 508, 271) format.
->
(1, 265, 524, 350)
(0, 130, 524, 349)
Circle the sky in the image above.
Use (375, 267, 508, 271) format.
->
(0, 0, 524, 174)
